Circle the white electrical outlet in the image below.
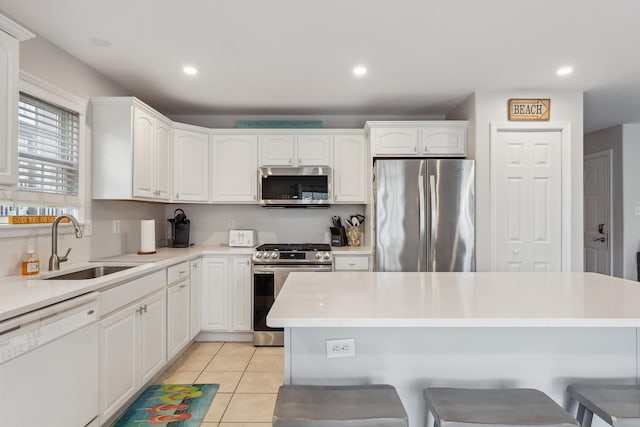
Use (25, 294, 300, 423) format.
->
(326, 338, 356, 358)
(112, 220, 120, 234)
(84, 221, 93, 237)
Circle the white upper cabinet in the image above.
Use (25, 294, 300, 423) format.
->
(211, 134, 258, 203)
(92, 98, 172, 200)
(172, 125, 209, 202)
(0, 17, 34, 186)
(333, 134, 367, 204)
(297, 135, 331, 165)
(367, 121, 467, 157)
(260, 133, 331, 166)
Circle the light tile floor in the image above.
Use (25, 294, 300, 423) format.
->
(156, 341, 283, 427)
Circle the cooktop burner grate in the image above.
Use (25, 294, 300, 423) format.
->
(255, 243, 332, 252)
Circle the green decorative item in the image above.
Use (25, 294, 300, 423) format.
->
(236, 120, 323, 128)
(114, 383, 219, 426)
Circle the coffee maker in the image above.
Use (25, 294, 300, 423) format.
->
(168, 209, 190, 248)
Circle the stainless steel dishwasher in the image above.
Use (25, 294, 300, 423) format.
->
(0, 292, 99, 427)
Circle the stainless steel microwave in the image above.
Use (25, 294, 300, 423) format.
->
(258, 166, 332, 207)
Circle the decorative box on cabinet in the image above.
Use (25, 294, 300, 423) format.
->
(260, 133, 331, 166)
(173, 124, 210, 202)
(0, 17, 34, 186)
(98, 270, 167, 424)
(211, 134, 258, 202)
(367, 121, 467, 157)
(201, 256, 252, 333)
(92, 97, 172, 200)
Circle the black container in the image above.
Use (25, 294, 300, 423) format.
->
(330, 226, 347, 247)
(168, 209, 190, 248)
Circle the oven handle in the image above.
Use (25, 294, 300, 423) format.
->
(253, 266, 333, 274)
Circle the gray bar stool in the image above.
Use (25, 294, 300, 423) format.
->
(567, 384, 640, 427)
(273, 384, 408, 427)
(424, 387, 579, 427)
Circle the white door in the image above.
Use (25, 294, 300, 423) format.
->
(132, 108, 155, 198)
(493, 129, 563, 272)
(584, 151, 611, 274)
(231, 257, 252, 332)
(202, 257, 229, 331)
(138, 291, 166, 385)
(211, 135, 258, 202)
(167, 280, 191, 359)
(298, 135, 331, 166)
(155, 120, 172, 200)
(260, 135, 295, 165)
(333, 135, 366, 203)
(173, 129, 209, 201)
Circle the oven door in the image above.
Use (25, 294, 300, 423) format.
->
(253, 264, 332, 334)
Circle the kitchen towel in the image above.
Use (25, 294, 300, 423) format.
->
(139, 219, 156, 254)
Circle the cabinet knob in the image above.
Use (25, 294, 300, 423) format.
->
(192, 264, 198, 270)
(175, 193, 179, 199)
(253, 194, 256, 200)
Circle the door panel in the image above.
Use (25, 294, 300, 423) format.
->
(584, 152, 611, 274)
(494, 130, 562, 272)
(374, 159, 423, 271)
(426, 159, 475, 272)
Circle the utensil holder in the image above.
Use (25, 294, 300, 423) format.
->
(346, 226, 362, 247)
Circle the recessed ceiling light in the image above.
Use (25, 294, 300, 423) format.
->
(557, 66, 573, 76)
(183, 66, 198, 76)
(353, 66, 367, 77)
(89, 37, 111, 47)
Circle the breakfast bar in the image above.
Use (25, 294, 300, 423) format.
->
(267, 272, 640, 427)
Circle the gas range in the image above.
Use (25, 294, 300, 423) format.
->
(253, 243, 332, 265)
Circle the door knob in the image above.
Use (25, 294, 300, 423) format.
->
(593, 237, 606, 242)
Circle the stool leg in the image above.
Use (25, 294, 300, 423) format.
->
(576, 404, 585, 424)
(576, 404, 594, 427)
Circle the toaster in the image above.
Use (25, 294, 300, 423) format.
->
(228, 229, 257, 247)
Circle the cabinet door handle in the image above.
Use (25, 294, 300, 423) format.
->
(298, 157, 302, 164)
(192, 264, 198, 270)
(253, 194, 257, 200)
(175, 193, 179, 199)
(178, 270, 186, 274)
(180, 284, 187, 288)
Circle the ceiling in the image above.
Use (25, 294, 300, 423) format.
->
(1, 0, 639, 132)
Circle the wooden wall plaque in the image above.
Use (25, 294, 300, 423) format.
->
(508, 99, 550, 121)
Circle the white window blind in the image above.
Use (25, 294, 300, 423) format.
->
(18, 92, 80, 195)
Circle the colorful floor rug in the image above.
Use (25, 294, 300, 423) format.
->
(114, 384, 219, 426)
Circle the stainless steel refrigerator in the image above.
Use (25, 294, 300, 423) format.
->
(374, 159, 475, 272)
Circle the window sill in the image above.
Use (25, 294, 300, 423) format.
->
(0, 223, 89, 238)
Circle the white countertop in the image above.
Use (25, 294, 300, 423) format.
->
(267, 272, 640, 328)
(0, 245, 254, 323)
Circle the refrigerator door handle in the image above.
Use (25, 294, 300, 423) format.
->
(429, 174, 437, 271)
(418, 162, 426, 272)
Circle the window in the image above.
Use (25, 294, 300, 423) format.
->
(17, 92, 80, 195)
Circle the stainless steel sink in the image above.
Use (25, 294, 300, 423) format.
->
(45, 265, 134, 280)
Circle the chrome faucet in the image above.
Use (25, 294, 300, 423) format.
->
(49, 214, 83, 271)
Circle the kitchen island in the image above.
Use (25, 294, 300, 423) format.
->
(267, 272, 640, 427)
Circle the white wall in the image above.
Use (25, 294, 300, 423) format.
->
(584, 125, 623, 277)
(448, 91, 584, 272)
(622, 125, 640, 279)
(0, 35, 166, 276)
(164, 204, 365, 247)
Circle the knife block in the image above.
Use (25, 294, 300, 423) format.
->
(330, 226, 347, 247)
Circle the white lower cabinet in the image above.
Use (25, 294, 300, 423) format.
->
(202, 256, 252, 332)
(190, 259, 203, 339)
(99, 289, 166, 423)
(167, 278, 191, 360)
(333, 254, 371, 271)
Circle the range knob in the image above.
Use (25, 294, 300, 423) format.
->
(315, 252, 322, 259)
(270, 252, 278, 259)
(255, 252, 263, 258)
(323, 252, 331, 260)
